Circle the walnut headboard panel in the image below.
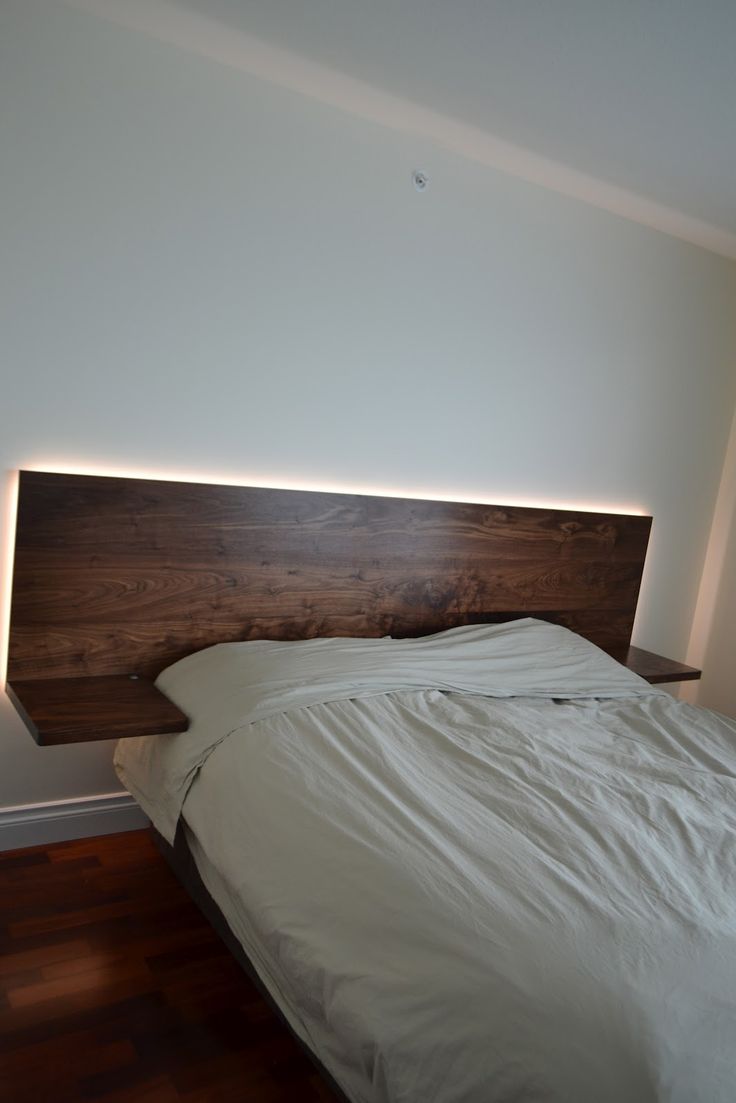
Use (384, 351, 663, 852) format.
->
(8, 471, 652, 682)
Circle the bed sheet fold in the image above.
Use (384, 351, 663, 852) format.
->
(115, 618, 661, 842)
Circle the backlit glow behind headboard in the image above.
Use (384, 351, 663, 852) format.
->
(0, 461, 648, 689)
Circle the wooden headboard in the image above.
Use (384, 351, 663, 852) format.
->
(5, 471, 660, 743)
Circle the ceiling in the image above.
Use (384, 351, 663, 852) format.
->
(171, 0, 736, 248)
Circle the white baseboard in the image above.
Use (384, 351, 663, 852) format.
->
(0, 792, 149, 851)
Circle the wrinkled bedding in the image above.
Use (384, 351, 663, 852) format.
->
(115, 619, 661, 844)
(115, 620, 736, 1102)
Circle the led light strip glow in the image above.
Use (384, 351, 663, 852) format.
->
(19, 462, 649, 516)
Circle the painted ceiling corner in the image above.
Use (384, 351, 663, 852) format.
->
(65, 0, 736, 260)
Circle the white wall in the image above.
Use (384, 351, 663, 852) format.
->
(700, 515, 736, 718)
(684, 407, 736, 717)
(1, 0, 736, 813)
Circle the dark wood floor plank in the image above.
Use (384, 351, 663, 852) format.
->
(0, 1033, 137, 1083)
(0, 850, 50, 871)
(81, 1073, 181, 1103)
(0, 829, 342, 1102)
(0, 991, 168, 1055)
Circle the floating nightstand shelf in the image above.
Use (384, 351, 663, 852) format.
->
(607, 646, 701, 685)
(6, 675, 189, 746)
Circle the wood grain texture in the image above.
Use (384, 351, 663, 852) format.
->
(0, 831, 340, 1103)
(5, 677, 189, 745)
(8, 471, 652, 681)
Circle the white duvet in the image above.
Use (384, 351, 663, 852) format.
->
(115, 620, 736, 1103)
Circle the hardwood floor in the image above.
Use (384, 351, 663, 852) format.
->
(0, 830, 340, 1102)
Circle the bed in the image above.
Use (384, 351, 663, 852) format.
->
(6, 472, 732, 1102)
(113, 620, 736, 1103)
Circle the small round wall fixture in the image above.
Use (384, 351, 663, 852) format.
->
(412, 170, 429, 192)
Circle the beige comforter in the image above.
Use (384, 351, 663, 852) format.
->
(115, 621, 736, 1102)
